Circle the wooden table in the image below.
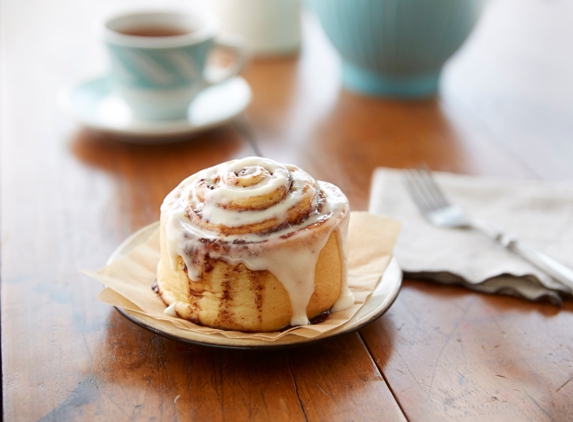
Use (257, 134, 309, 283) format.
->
(3, 0, 573, 420)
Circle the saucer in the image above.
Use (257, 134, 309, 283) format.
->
(107, 222, 403, 350)
(59, 75, 252, 142)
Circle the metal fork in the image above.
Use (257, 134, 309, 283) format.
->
(404, 166, 573, 293)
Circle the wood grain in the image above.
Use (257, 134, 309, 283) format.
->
(243, 2, 573, 421)
(287, 335, 406, 422)
(362, 282, 573, 421)
(1, 2, 402, 421)
(2, 0, 573, 420)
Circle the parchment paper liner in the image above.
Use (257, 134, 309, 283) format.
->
(85, 211, 401, 341)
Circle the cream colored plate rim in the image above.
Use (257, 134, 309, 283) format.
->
(108, 222, 402, 349)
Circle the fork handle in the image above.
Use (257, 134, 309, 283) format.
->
(471, 219, 573, 293)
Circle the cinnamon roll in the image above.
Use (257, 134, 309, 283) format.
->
(156, 156, 352, 332)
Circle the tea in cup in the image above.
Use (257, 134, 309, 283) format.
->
(101, 10, 247, 120)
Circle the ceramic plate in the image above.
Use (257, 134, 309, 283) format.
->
(59, 75, 252, 142)
(108, 222, 402, 349)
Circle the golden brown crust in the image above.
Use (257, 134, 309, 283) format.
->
(156, 214, 343, 332)
(156, 157, 349, 332)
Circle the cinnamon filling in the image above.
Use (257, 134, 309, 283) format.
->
(160, 156, 353, 327)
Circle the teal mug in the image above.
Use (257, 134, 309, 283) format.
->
(305, 0, 484, 98)
(101, 10, 247, 120)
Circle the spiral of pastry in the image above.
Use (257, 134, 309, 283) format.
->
(180, 156, 321, 236)
(157, 157, 353, 331)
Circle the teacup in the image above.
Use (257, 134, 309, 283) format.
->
(305, 0, 485, 98)
(101, 10, 247, 120)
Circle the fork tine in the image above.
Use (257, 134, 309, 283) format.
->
(404, 165, 452, 215)
(404, 170, 433, 213)
(405, 169, 443, 213)
(402, 169, 441, 213)
(415, 165, 450, 208)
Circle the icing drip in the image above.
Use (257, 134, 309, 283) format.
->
(161, 156, 352, 327)
(164, 302, 178, 317)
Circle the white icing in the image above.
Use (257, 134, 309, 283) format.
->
(164, 302, 178, 317)
(192, 164, 315, 228)
(204, 161, 289, 203)
(161, 156, 352, 327)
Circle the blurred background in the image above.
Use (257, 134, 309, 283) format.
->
(3, 0, 572, 176)
(3, 1, 573, 420)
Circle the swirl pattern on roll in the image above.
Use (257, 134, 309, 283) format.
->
(184, 156, 321, 235)
(161, 156, 352, 326)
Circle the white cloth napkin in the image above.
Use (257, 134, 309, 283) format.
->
(369, 168, 573, 305)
